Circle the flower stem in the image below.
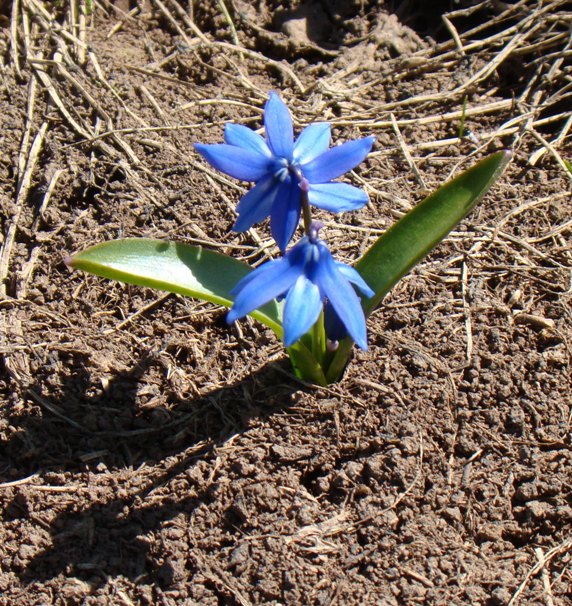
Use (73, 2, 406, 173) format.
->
(301, 189, 312, 235)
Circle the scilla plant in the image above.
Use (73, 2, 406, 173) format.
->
(68, 93, 510, 385)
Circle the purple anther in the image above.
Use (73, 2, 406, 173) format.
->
(299, 177, 310, 193)
(308, 220, 325, 243)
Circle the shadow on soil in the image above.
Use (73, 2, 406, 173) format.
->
(2, 354, 302, 585)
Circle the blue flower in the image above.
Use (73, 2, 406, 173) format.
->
(195, 92, 375, 251)
(227, 225, 374, 349)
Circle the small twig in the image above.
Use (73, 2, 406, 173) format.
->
(10, 0, 22, 80)
(400, 567, 435, 588)
(178, 97, 264, 113)
(0, 473, 39, 488)
(138, 84, 170, 123)
(367, 111, 568, 154)
(78, 0, 88, 66)
(106, 4, 142, 38)
(330, 99, 514, 129)
(68, 0, 78, 60)
(208, 41, 305, 93)
(26, 388, 92, 433)
(24, 0, 89, 50)
(216, 0, 240, 46)
(528, 126, 572, 180)
(508, 538, 572, 606)
(461, 261, 473, 362)
(527, 217, 572, 244)
(390, 113, 428, 191)
(30, 60, 93, 140)
(163, 0, 210, 43)
(17, 246, 41, 299)
(87, 50, 150, 128)
(150, 0, 194, 48)
(442, 14, 465, 55)
(51, 54, 141, 164)
(0, 122, 47, 296)
(16, 64, 38, 180)
(513, 313, 555, 331)
(103, 293, 172, 335)
(456, 22, 543, 93)
(32, 168, 65, 231)
(412, 0, 562, 72)
(482, 227, 570, 270)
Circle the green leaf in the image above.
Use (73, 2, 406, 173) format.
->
(287, 341, 328, 386)
(359, 150, 511, 315)
(67, 238, 283, 336)
(325, 150, 511, 383)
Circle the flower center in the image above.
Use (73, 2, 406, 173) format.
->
(273, 158, 289, 182)
(274, 158, 308, 188)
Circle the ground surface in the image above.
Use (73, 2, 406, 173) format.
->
(0, 1, 571, 605)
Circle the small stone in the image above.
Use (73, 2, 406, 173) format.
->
(229, 543, 249, 567)
(525, 500, 551, 520)
(490, 586, 512, 605)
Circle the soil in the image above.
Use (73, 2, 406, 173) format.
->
(1, 1, 571, 605)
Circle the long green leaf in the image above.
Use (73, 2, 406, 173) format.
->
(67, 238, 283, 336)
(359, 150, 511, 314)
(325, 150, 511, 383)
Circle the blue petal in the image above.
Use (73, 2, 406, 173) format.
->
(270, 178, 302, 252)
(264, 92, 294, 160)
(224, 123, 272, 157)
(229, 258, 282, 297)
(283, 276, 322, 346)
(195, 143, 271, 181)
(307, 182, 368, 212)
(233, 174, 278, 232)
(334, 262, 374, 298)
(227, 258, 300, 323)
(300, 135, 375, 183)
(315, 244, 368, 350)
(293, 123, 331, 164)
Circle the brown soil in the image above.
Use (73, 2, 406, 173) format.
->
(1, 1, 571, 605)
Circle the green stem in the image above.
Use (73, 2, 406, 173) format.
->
(310, 311, 326, 366)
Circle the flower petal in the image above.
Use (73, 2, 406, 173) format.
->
(270, 178, 302, 252)
(233, 174, 278, 232)
(229, 258, 282, 297)
(224, 123, 272, 157)
(293, 123, 331, 164)
(300, 135, 375, 183)
(264, 92, 294, 159)
(194, 143, 271, 181)
(334, 262, 374, 298)
(283, 276, 322, 346)
(315, 244, 368, 349)
(308, 182, 368, 212)
(227, 258, 300, 323)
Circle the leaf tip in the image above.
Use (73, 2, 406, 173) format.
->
(496, 149, 513, 177)
(63, 255, 75, 269)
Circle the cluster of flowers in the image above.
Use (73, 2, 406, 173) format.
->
(195, 93, 375, 350)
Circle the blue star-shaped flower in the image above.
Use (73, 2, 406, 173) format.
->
(195, 92, 375, 251)
(227, 224, 374, 349)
